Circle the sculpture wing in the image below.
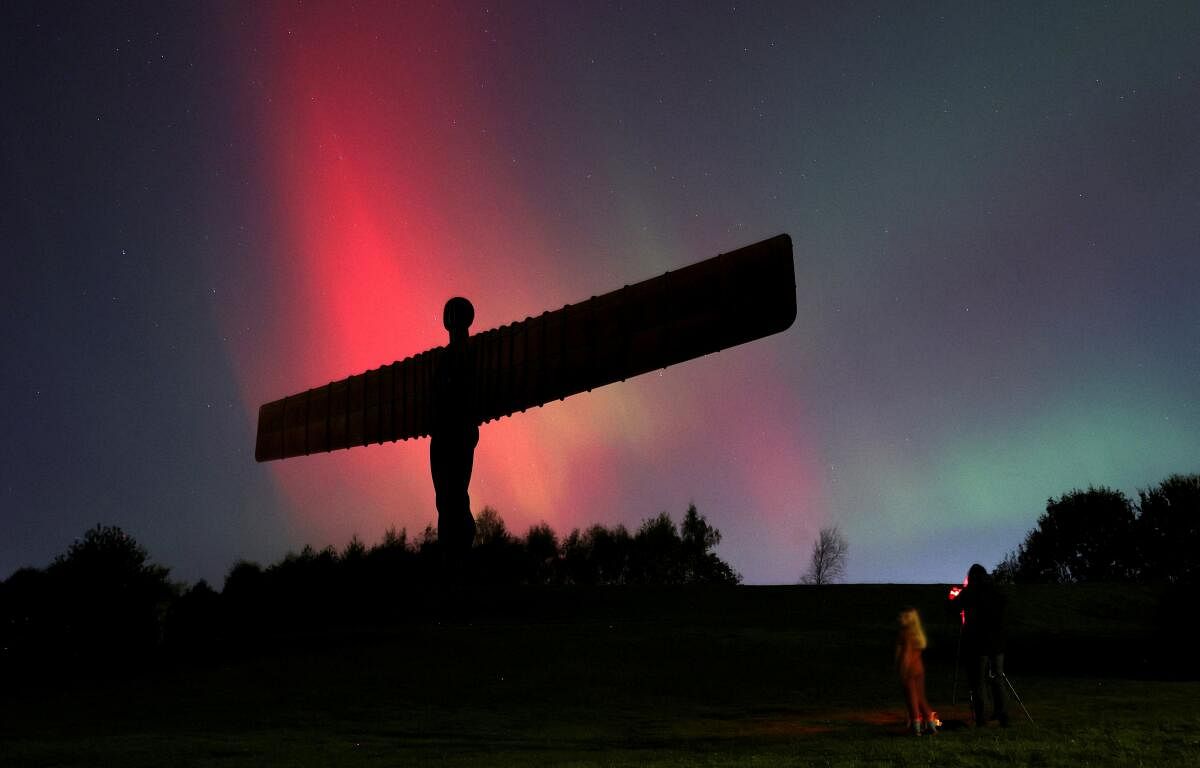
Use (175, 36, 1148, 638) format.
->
(254, 347, 444, 462)
(255, 233, 795, 462)
(468, 233, 796, 424)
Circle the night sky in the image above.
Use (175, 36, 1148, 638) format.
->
(4, 2, 1198, 585)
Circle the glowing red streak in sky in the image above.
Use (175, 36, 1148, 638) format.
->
(223, 2, 825, 579)
(236, 1, 635, 543)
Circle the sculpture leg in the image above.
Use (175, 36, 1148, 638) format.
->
(430, 423, 479, 555)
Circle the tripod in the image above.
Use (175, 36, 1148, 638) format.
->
(968, 668, 1036, 727)
(961, 656, 1036, 727)
(998, 671, 1035, 726)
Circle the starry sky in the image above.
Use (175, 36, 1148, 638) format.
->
(4, 1, 1198, 585)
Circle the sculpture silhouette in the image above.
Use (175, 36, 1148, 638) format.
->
(255, 234, 797, 558)
(429, 297, 479, 553)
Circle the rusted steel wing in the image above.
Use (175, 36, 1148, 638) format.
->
(255, 233, 795, 462)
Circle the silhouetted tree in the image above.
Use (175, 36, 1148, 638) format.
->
(801, 526, 847, 585)
(342, 535, 367, 563)
(631, 512, 683, 584)
(474, 506, 510, 546)
(0, 566, 55, 665)
(472, 506, 523, 582)
(1009, 487, 1136, 583)
(558, 507, 737, 586)
(679, 504, 740, 584)
(993, 550, 1020, 585)
(220, 560, 270, 638)
(560, 527, 591, 585)
(366, 526, 420, 588)
(164, 579, 222, 652)
(377, 526, 409, 551)
(560, 528, 589, 585)
(1135, 473, 1200, 584)
(418, 523, 439, 557)
(523, 522, 560, 585)
(48, 524, 175, 658)
(155, 503, 747, 648)
(223, 560, 265, 599)
(594, 523, 634, 584)
(562, 523, 633, 585)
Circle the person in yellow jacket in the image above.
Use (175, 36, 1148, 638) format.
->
(896, 607, 940, 735)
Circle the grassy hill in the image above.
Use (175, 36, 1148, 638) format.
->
(2, 583, 1196, 766)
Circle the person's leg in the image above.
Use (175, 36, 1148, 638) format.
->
(902, 678, 921, 733)
(915, 670, 937, 732)
(967, 655, 986, 725)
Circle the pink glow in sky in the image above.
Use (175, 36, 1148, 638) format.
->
(230, 2, 822, 578)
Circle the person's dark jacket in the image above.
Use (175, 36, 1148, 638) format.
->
(955, 564, 1006, 655)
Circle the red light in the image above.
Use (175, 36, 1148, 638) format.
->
(948, 585, 966, 624)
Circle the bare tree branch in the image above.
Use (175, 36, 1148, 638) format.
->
(801, 526, 847, 585)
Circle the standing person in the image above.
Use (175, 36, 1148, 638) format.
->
(896, 607, 940, 735)
(952, 563, 1009, 726)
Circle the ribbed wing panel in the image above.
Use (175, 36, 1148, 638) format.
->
(255, 234, 795, 462)
(468, 233, 796, 423)
(254, 348, 442, 462)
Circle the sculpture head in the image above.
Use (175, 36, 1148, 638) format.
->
(443, 297, 474, 343)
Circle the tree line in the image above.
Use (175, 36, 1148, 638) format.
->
(4, 470, 1193, 675)
(0, 504, 738, 671)
(995, 473, 1199, 584)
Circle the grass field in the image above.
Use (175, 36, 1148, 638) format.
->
(2, 585, 1197, 766)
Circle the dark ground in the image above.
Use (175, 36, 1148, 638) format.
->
(2, 584, 1196, 767)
